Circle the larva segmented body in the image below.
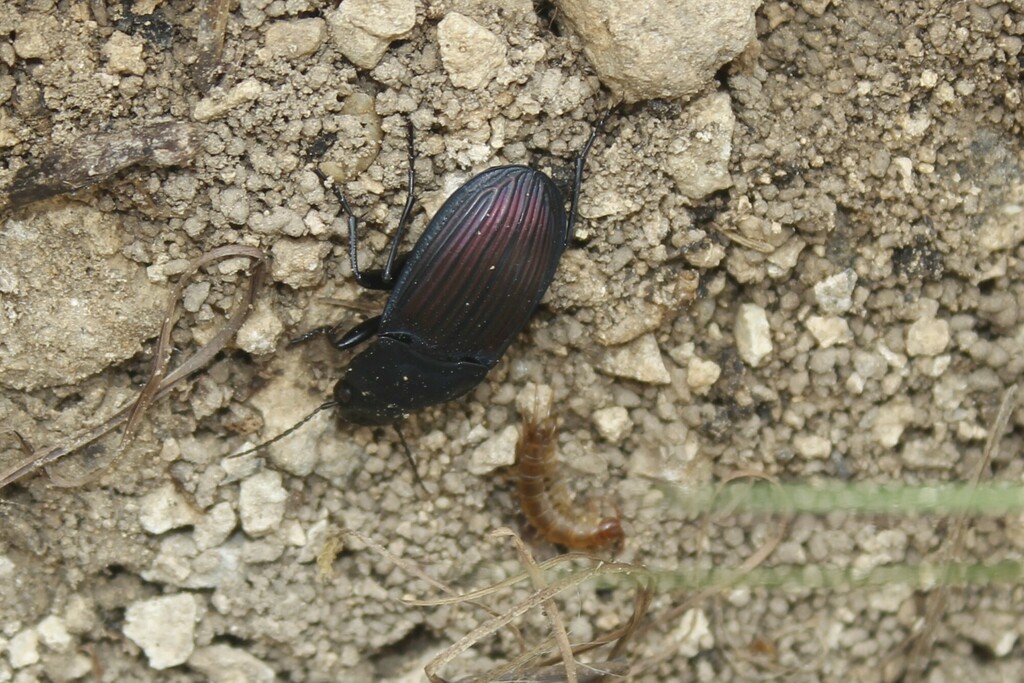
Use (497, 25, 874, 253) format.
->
(516, 413, 624, 552)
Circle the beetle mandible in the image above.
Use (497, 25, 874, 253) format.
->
(299, 112, 611, 428)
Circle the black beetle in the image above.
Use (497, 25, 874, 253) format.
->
(300, 112, 611, 427)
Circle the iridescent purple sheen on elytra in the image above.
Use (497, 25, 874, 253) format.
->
(379, 166, 567, 367)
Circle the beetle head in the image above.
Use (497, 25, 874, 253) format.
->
(334, 337, 490, 426)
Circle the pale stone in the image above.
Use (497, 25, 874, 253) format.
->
(814, 269, 857, 314)
(190, 644, 276, 683)
(553, 0, 759, 101)
(139, 483, 201, 535)
(793, 433, 831, 459)
(468, 425, 519, 475)
(263, 18, 325, 60)
(437, 13, 509, 90)
(592, 406, 632, 443)
(664, 92, 735, 200)
(193, 79, 265, 122)
(596, 334, 672, 384)
(686, 357, 721, 392)
(806, 316, 852, 348)
(325, 0, 416, 69)
(906, 317, 950, 357)
(239, 470, 287, 536)
(735, 303, 772, 367)
(123, 594, 197, 669)
(103, 31, 147, 75)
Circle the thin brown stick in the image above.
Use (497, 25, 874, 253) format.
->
(901, 384, 1018, 682)
(0, 246, 266, 489)
(498, 528, 578, 683)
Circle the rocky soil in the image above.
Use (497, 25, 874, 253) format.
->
(1, 0, 1023, 681)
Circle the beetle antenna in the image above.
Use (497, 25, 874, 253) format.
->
(227, 400, 338, 460)
(393, 424, 427, 493)
(566, 106, 615, 241)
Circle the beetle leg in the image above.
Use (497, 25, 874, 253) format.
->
(565, 108, 614, 246)
(393, 424, 427, 493)
(289, 315, 381, 350)
(381, 121, 416, 287)
(315, 126, 417, 291)
(349, 252, 411, 290)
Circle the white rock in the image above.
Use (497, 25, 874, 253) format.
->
(793, 433, 831, 459)
(270, 237, 330, 289)
(63, 595, 96, 635)
(13, 16, 58, 59)
(190, 644, 276, 683)
(36, 616, 71, 652)
(297, 519, 332, 563)
(139, 483, 201, 534)
(0, 555, 13, 579)
(806, 315, 852, 348)
(686, 357, 721, 393)
(664, 92, 735, 200)
(193, 502, 238, 550)
(102, 31, 146, 76)
(669, 608, 714, 657)
(325, 0, 416, 69)
(239, 471, 287, 536)
(554, 0, 759, 101)
(468, 425, 519, 475)
(193, 78, 264, 122)
(813, 269, 857, 314)
(263, 18, 325, 60)
(248, 362, 332, 476)
(953, 611, 1019, 658)
(735, 303, 772, 367)
(250, 205, 307, 237)
(123, 594, 197, 669)
(7, 628, 39, 668)
(235, 301, 284, 356)
(596, 334, 672, 384)
(905, 317, 950, 357)
(872, 400, 915, 448)
(592, 406, 632, 443)
(437, 13, 509, 90)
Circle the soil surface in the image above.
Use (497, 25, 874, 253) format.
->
(1, 1, 1023, 682)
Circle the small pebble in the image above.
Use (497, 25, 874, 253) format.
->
(814, 269, 857, 314)
(139, 483, 201, 535)
(671, 609, 714, 657)
(437, 13, 508, 90)
(468, 425, 518, 475)
(193, 78, 264, 122)
(596, 334, 672, 384)
(36, 616, 71, 652)
(263, 18, 325, 60)
(235, 301, 284, 356)
(102, 31, 146, 75)
(239, 470, 287, 536)
(806, 315, 853, 348)
(592, 406, 632, 443)
(325, 0, 416, 69)
(7, 628, 39, 668)
(123, 594, 197, 670)
(686, 357, 721, 393)
(735, 303, 772, 367)
(190, 644, 276, 683)
(905, 317, 950, 356)
(270, 238, 330, 288)
(793, 433, 831, 459)
(193, 502, 238, 551)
